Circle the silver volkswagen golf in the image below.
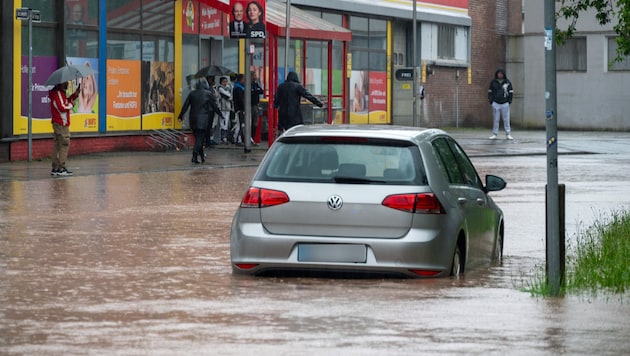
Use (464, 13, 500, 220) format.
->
(230, 125, 506, 278)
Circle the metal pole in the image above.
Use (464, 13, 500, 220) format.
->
(284, 0, 291, 80)
(244, 41, 252, 153)
(28, 10, 33, 162)
(456, 70, 460, 128)
(544, 0, 561, 295)
(412, 0, 417, 127)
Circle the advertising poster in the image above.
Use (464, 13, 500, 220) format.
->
(349, 70, 368, 124)
(200, 2, 225, 36)
(229, 0, 266, 39)
(142, 61, 175, 129)
(182, 0, 198, 34)
(349, 70, 388, 124)
(368, 71, 388, 123)
(16, 56, 57, 135)
(67, 57, 99, 132)
(106, 59, 141, 131)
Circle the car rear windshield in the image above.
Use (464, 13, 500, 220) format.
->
(256, 139, 428, 185)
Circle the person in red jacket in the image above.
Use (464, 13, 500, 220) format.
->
(49, 82, 80, 176)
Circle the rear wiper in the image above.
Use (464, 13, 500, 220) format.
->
(333, 176, 385, 184)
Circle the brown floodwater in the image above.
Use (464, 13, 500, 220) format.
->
(1, 153, 629, 355)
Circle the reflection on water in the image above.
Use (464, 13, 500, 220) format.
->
(1, 162, 629, 355)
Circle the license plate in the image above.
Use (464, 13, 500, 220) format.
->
(297, 244, 367, 263)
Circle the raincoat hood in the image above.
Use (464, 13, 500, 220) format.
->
(494, 68, 507, 79)
(196, 77, 210, 90)
(286, 71, 300, 83)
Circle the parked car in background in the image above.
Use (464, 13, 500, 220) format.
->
(230, 125, 506, 278)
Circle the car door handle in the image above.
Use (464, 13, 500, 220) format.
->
(476, 198, 485, 206)
(458, 197, 467, 205)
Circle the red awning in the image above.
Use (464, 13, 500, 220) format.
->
(201, 0, 351, 41)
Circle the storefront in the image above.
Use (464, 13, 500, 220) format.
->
(2, 0, 350, 160)
(2, 0, 480, 161)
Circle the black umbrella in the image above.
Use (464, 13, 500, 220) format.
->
(194, 64, 234, 78)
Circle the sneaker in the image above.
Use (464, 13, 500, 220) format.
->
(506, 135, 514, 140)
(57, 168, 73, 176)
(489, 134, 498, 140)
(50, 169, 59, 176)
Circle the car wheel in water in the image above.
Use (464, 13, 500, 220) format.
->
(493, 232, 503, 263)
(450, 245, 462, 277)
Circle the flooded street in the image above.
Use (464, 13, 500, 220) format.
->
(1, 138, 630, 354)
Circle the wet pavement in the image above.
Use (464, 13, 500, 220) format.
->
(1, 128, 630, 355)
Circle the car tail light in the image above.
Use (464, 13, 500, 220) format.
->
(382, 193, 445, 214)
(240, 187, 290, 208)
(234, 263, 259, 270)
(409, 269, 441, 277)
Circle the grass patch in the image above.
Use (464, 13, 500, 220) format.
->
(524, 209, 630, 297)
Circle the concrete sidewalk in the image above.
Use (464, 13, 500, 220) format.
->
(1, 129, 628, 181)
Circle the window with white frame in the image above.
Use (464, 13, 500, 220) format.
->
(421, 23, 469, 63)
(556, 37, 586, 71)
(608, 37, 630, 71)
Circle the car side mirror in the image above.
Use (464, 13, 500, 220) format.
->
(485, 174, 506, 192)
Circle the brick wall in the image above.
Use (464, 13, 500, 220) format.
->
(7, 133, 193, 162)
(418, 1, 510, 129)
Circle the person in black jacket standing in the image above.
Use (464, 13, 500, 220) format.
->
(231, 74, 246, 145)
(274, 71, 323, 132)
(178, 78, 222, 163)
(487, 68, 514, 140)
(250, 71, 264, 145)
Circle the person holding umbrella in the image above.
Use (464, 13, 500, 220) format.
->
(49, 81, 80, 176)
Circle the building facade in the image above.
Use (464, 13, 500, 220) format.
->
(1, 0, 516, 162)
(509, 2, 630, 130)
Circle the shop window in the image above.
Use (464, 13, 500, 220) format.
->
(22, 27, 57, 57)
(556, 37, 586, 71)
(65, 0, 98, 26)
(66, 30, 99, 58)
(608, 37, 630, 71)
(22, 0, 57, 22)
(106, 0, 141, 30)
(106, 33, 141, 60)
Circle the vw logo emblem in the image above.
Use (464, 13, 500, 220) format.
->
(327, 195, 343, 210)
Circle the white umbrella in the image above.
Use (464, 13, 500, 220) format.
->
(45, 64, 95, 86)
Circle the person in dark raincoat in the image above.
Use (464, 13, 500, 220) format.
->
(274, 71, 323, 132)
(178, 78, 222, 163)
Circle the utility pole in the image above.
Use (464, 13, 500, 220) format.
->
(244, 41, 252, 153)
(285, 0, 291, 79)
(412, 0, 417, 127)
(544, 0, 562, 296)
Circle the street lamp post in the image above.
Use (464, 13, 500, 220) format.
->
(16, 7, 41, 162)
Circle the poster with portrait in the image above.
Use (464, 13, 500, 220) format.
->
(229, 0, 266, 39)
(67, 57, 99, 132)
